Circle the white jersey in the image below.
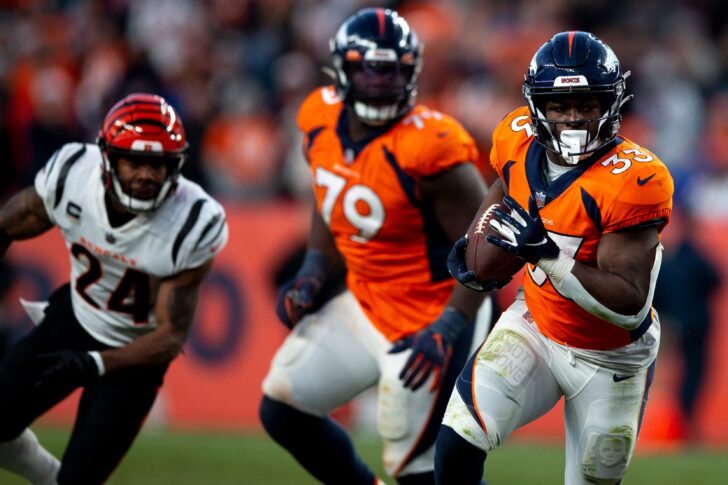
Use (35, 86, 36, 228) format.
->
(34, 142, 228, 347)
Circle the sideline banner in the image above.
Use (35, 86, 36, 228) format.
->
(3, 202, 728, 445)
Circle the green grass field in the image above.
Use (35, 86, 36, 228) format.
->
(0, 427, 726, 484)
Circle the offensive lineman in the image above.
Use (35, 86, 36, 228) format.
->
(0, 93, 228, 484)
(439, 32, 673, 484)
(260, 8, 494, 485)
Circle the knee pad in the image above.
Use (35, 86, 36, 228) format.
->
(261, 334, 309, 405)
(376, 376, 409, 441)
(442, 385, 499, 453)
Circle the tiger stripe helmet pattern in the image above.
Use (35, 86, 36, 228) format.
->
(98, 93, 188, 213)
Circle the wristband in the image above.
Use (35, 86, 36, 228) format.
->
(87, 351, 106, 377)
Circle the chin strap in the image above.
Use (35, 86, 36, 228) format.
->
(110, 174, 174, 213)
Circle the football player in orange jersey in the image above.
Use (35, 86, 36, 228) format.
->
(438, 32, 674, 484)
(260, 8, 495, 485)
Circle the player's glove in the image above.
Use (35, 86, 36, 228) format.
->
(447, 236, 512, 292)
(35, 350, 102, 392)
(276, 250, 327, 329)
(389, 308, 469, 392)
(487, 195, 560, 264)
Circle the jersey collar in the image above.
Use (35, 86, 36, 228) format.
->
(525, 137, 622, 208)
(335, 107, 396, 162)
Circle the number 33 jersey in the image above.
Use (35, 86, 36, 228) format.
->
(297, 87, 479, 341)
(34, 143, 228, 347)
(491, 107, 673, 350)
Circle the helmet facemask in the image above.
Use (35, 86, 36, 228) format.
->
(101, 147, 186, 213)
(338, 56, 419, 126)
(525, 80, 629, 165)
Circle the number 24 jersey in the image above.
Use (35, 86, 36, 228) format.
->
(35, 143, 228, 347)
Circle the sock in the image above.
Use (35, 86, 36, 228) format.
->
(260, 396, 376, 485)
(0, 428, 60, 485)
(397, 471, 435, 485)
(435, 425, 487, 485)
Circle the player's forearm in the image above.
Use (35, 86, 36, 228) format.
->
(100, 278, 201, 373)
(446, 282, 487, 322)
(538, 251, 660, 329)
(571, 262, 652, 314)
(99, 329, 185, 373)
(0, 187, 53, 252)
(308, 207, 342, 267)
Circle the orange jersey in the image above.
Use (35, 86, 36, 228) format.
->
(297, 86, 479, 340)
(490, 107, 673, 350)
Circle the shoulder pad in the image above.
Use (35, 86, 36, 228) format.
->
(393, 106, 479, 176)
(296, 86, 342, 133)
(489, 106, 533, 179)
(34, 143, 92, 218)
(601, 142, 674, 232)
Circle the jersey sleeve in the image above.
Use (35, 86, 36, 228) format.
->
(409, 115, 479, 177)
(602, 162, 674, 233)
(174, 197, 229, 271)
(489, 119, 507, 181)
(34, 142, 88, 225)
(489, 107, 532, 183)
(296, 86, 340, 164)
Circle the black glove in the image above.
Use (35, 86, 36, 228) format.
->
(276, 275, 323, 329)
(447, 237, 511, 292)
(389, 308, 469, 392)
(487, 195, 560, 264)
(276, 250, 327, 329)
(35, 350, 101, 392)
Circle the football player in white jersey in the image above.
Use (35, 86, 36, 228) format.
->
(0, 93, 228, 484)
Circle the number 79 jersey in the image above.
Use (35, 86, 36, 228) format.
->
(34, 143, 228, 347)
(491, 107, 673, 350)
(297, 87, 479, 341)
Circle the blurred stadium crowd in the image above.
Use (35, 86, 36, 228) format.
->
(1, 0, 728, 451)
(1, 0, 727, 212)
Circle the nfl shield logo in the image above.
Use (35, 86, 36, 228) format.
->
(535, 191, 547, 208)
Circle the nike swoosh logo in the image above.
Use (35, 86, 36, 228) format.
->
(637, 173, 656, 186)
(613, 374, 634, 382)
(525, 238, 548, 247)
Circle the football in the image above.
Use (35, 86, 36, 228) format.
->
(465, 195, 525, 283)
